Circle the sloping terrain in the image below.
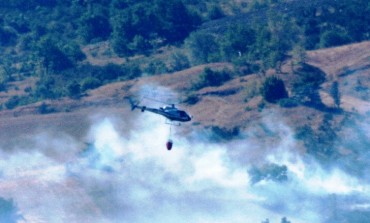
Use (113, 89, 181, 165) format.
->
(0, 41, 369, 223)
(1, 41, 370, 140)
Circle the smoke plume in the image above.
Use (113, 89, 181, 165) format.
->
(0, 105, 369, 223)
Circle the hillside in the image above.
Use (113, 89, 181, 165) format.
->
(1, 41, 369, 154)
(0, 40, 369, 223)
(0, 1, 370, 223)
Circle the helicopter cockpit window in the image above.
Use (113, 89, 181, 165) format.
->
(178, 111, 187, 116)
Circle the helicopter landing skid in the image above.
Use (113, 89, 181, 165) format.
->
(165, 120, 181, 126)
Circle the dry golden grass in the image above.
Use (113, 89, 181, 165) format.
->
(1, 41, 369, 143)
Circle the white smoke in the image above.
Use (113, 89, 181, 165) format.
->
(0, 108, 369, 223)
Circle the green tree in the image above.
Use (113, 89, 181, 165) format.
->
(110, 2, 156, 56)
(260, 76, 288, 103)
(0, 27, 17, 46)
(292, 63, 326, 106)
(265, 10, 303, 72)
(220, 24, 256, 60)
(144, 60, 167, 75)
(185, 32, 220, 64)
(36, 37, 73, 72)
(79, 11, 111, 43)
(34, 76, 58, 99)
(319, 29, 351, 48)
(207, 5, 224, 20)
(111, 0, 200, 56)
(330, 81, 341, 109)
(81, 77, 102, 91)
(4, 96, 20, 109)
(154, 0, 200, 43)
(67, 80, 81, 98)
(93, 63, 123, 81)
(249, 163, 288, 185)
(63, 42, 86, 63)
(168, 52, 190, 72)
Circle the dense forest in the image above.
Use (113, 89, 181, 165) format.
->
(0, 0, 369, 108)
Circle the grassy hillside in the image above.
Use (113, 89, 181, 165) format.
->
(0, 2, 370, 222)
(0, 0, 369, 159)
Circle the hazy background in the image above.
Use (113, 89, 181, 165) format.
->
(0, 107, 369, 223)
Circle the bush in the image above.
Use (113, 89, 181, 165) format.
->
(34, 76, 58, 99)
(278, 98, 298, 108)
(244, 79, 262, 101)
(210, 126, 240, 141)
(260, 76, 288, 103)
(319, 29, 351, 48)
(121, 63, 142, 79)
(0, 81, 6, 91)
(185, 32, 220, 64)
(292, 63, 326, 105)
(5, 96, 20, 109)
(93, 63, 123, 81)
(38, 102, 55, 114)
(0, 27, 17, 46)
(36, 37, 73, 72)
(249, 163, 288, 184)
(81, 77, 102, 91)
(168, 52, 190, 72)
(207, 5, 224, 20)
(183, 93, 199, 105)
(194, 67, 232, 90)
(63, 42, 86, 62)
(66, 80, 81, 98)
(79, 12, 111, 43)
(144, 60, 167, 75)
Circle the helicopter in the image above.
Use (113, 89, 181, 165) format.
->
(126, 97, 192, 150)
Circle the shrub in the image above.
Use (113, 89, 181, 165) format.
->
(319, 29, 351, 48)
(0, 81, 6, 91)
(81, 77, 102, 91)
(260, 76, 288, 103)
(34, 76, 58, 99)
(249, 163, 288, 184)
(63, 42, 86, 62)
(194, 67, 232, 90)
(185, 32, 220, 64)
(66, 80, 81, 98)
(144, 60, 167, 75)
(5, 96, 20, 109)
(244, 79, 262, 101)
(278, 98, 298, 108)
(0, 27, 17, 46)
(38, 102, 55, 114)
(168, 52, 190, 72)
(79, 12, 111, 43)
(292, 63, 326, 105)
(122, 63, 142, 79)
(210, 126, 240, 141)
(183, 93, 199, 105)
(93, 63, 123, 81)
(36, 36, 73, 72)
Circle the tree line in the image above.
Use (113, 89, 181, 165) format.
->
(0, 0, 368, 109)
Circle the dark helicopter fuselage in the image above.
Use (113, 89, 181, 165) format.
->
(133, 104, 191, 122)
